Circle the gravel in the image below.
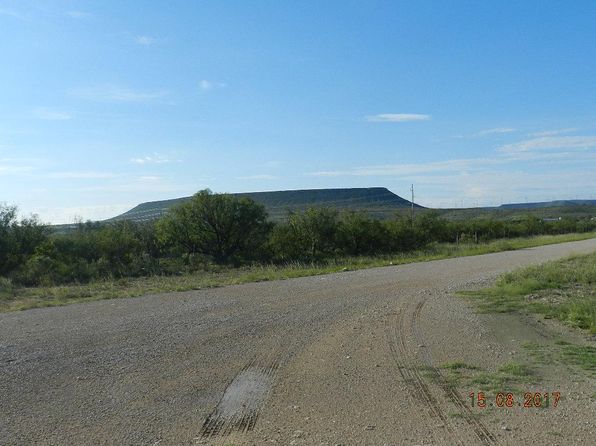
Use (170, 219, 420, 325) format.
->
(1, 238, 595, 445)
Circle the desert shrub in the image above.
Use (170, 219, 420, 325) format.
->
(2, 195, 594, 287)
(384, 216, 420, 252)
(337, 211, 389, 255)
(156, 189, 271, 264)
(270, 208, 340, 262)
(0, 205, 49, 276)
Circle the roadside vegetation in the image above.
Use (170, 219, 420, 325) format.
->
(462, 252, 596, 334)
(1, 190, 596, 311)
(438, 361, 535, 393)
(523, 341, 596, 373)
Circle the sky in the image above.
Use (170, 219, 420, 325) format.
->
(1, 0, 596, 223)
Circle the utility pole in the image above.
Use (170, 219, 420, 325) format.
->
(410, 184, 415, 227)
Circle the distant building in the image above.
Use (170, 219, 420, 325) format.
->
(542, 217, 562, 222)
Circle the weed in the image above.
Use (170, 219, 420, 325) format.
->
(498, 361, 533, 377)
(461, 252, 596, 334)
(560, 345, 596, 372)
(441, 361, 480, 370)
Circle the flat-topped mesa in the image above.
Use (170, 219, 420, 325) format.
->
(108, 187, 423, 223)
(499, 199, 596, 209)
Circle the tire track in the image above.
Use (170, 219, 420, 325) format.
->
(200, 354, 280, 439)
(386, 307, 466, 446)
(410, 298, 498, 445)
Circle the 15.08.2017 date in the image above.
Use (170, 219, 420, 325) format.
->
(469, 392, 561, 408)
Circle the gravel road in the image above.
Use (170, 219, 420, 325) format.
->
(1, 239, 595, 445)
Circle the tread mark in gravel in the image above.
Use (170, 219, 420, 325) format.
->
(410, 299, 498, 445)
(386, 307, 466, 446)
(200, 356, 279, 438)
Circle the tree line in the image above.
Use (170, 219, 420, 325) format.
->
(1, 189, 595, 287)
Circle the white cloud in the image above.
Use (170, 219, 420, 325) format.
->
(46, 171, 116, 179)
(308, 162, 596, 208)
(410, 169, 596, 208)
(305, 132, 596, 207)
(0, 157, 43, 176)
(308, 148, 596, 179)
(498, 136, 596, 154)
(365, 113, 431, 122)
(34, 204, 133, 224)
(308, 158, 502, 178)
(130, 154, 172, 165)
(477, 127, 515, 136)
(452, 127, 516, 139)
(73, 179, 194, 194)
(0, 8, 25, 20)
(33, 107, 72, 121)
(65, 11, 92, 19)
(236, 174, 279, 180)
(0, 162, 35, 175)
(135, 35, 155, 45)
(529, 128, 578, 137)
(199, 80, 227, 91)
(70, 85, 167, 103)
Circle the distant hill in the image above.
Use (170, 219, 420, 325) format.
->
(499, 199, 596, 209)
(108, 187, 422, 223)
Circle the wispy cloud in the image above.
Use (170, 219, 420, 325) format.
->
(453, 127, 516, 139)
(365, 113, 431, 122)
(529, 128, 578, 137)
(199, 80, 227, 91)
(236, 174, 279, 180)
(70, 85, 168, 103)
(498, 136, 596, 154)
(308, 158, 502, 178)
(65, 11, 92, 19)
(308, 147, 596, 179)
(477, 127, 515, 136)
(411, 169, 596, 208)
(46, 171, 116, 179)
(73, 177, 194, 194)
(0, 157, 40, 175)
(35, 204, 133, 224)
(135, 35, 155, 45)
(309, 153, 596, 207)
(0, 8, 25, 20)
(130, 154, 172, 165)
(33, 107, 72, 121)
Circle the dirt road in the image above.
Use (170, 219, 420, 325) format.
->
(1, 239, 595, 445)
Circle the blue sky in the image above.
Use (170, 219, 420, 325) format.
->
(2, 0, 596, 223)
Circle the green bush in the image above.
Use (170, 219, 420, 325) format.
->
(337, 211, 389, 255)
(0, 204, 49, 277)
(156, 189, 271, 264)
(269, 208, 339, 262)
(2, 195, 595, 288)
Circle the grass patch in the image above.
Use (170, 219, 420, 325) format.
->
(441, 361, 480, 370)
(498, 361, 533, 377)
(461, 251, 596, 334)
(470, 361, 534, 393)
(437, 360, 535, 394)
(560, 345, 596, 372)
(522, 341, 595, 376)
(521, 341, 554, 364)
(439, 362, 481, 389)
(1, 232, 595, 312)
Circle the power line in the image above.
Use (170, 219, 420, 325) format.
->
(410, 184, 415, 227)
